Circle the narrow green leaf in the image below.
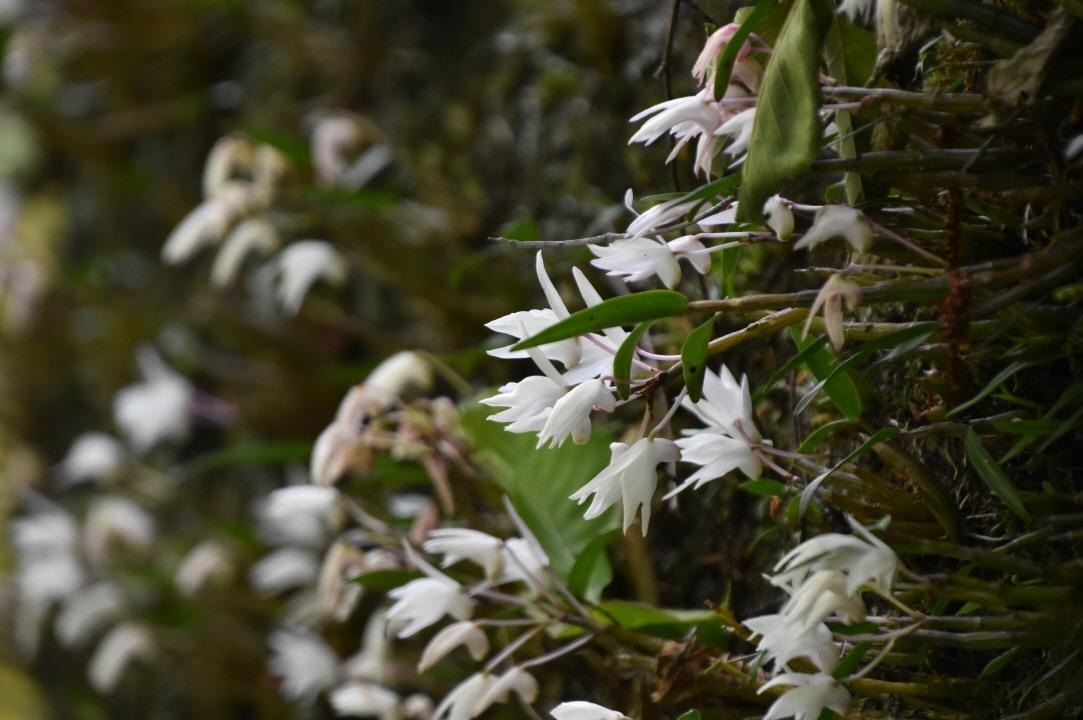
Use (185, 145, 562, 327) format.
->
(965, 428, 1030, 521)
(833, 641, 873, 679)
(947, 361, 1034, 418)
(800, 427, 898, 515)
(788, 328, 862, 422)
(511, 291, 688, 351)
(737, 0, 833, 222)
(1035, 404, 1083, 454)
(796, 418, 855, 453)
(822, 8, 865, 205)
(980, 647, 1021, 678)
(173, 440, 313, 479)
(754, 335, 828, 404)
(682, 316, 717, 402)
(677, 711, 703, 720)
(614, 321, 652, 401)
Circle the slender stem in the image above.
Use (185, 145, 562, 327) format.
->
(519, 633, 595, 669)
(820, 86, 987, 113)
(483, 625, 544, 672)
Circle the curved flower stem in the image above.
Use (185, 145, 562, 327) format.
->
(519, 632, 595, 670)
(649, 386, 687, 437)
(483, 625, 544, 672)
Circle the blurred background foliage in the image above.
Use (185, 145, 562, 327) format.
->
(0, 1, 743, 717)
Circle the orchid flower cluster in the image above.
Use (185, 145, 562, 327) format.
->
(159, 113, 386, 315)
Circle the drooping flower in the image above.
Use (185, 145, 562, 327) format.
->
(249, 547, 320, 595)
(776, 569, 867, 632)
(88, 623, 155, 694)
(771, 518, 898, 596)
(385, 545, 473, 638)
(417, 621, 489, 672)
(83, 496, 156, 567)
(743, 614, 840, 674)
(272, 240, 348, 315)
(423, 528, 505, 581)
(570, 438, 680, 535)
(257, 485, 342, 548)
(160, 189, 248, 265)
(629, 90, 728, 177)
(174, 540, 234, 597)
(803, 274, 861, 352)
(759, 672, 851, 720)
(55, 582, 125, 649)
(551, 701, 630, 720)
(472, 666, 539, 716)
(669, 431, 761, 498)
(210, 217, 281, 288)
(792, 205, 874, 254)
(433, 672, 495, 720)
(681, 365, 760, 441)
(537, 378, 615, 448)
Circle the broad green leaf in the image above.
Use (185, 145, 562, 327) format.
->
(567, 531, 616, 603)
(614, 321, 653, 400)
(459, 405, 618, 583)
(739, 478, 788, 497)
(173, 440, 313, 479)
(596, 600, 729, 646)
(800, 427, 898, 515)
(966, 428, 1030, 521)
(511, 291, 688, 351)
(737, 0, 833, 222)
(833, 641, 873, 679)
(682, 316, 717, 402)
(788, 328, 862, 422)
(352, 569, 421, 592)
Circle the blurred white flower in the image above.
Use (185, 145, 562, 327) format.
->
(551, 701, 629, 720)
(161, 187, 248, 265)
(258, 485, 342, 547)
(249, 547, 320, 595)
(570, 438, 679, 535)
(311, 113, 363, 187)
(743, 614, 840, 674)
(272, 240, 348, 315)
(759, 672, 850, 720)
(804, 274, 861, 352)
(112, 348, 194, 454)
(718, 106, 757, 159)
(776, 569, 867, 632)
(793, 205, 873, 254)
(342, 612, 391, 683)
(1066, 133, 1083, 161)
(433, 672, 494, 720)
(772, 519, 898, 596)
(417, 621, 489, 672)
(424, 528, 505, 581)
(269, 628, 340, 703)
(402, 694, 434, 719)
(57, 432, 125, 486)
(210, 217, 281, 288)
(359, 351, 434, 412)
(55, 582, 124, 649)
(174, 540, 234, 597)
(500, 536, 549, 592)
(84, 496, 155, 568)
(202, 135, 253, 199)
(385, 546, 473, 638)
(317, 542, 366, 622)
(330, 682, 402, 720)
(88, 623, 155, 694)
(837, 0, 877, 21)
(11, 510, 79, 557)
(764, 195, 794, 240)
(472, 666, 538, 716)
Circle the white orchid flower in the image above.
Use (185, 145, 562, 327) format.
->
(570, 438, 680, 535)
(417, 621, 489, 673)
(759, 672, 851, 720)
(551, 701, 630, 720)
(793, 205, 874, 254)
